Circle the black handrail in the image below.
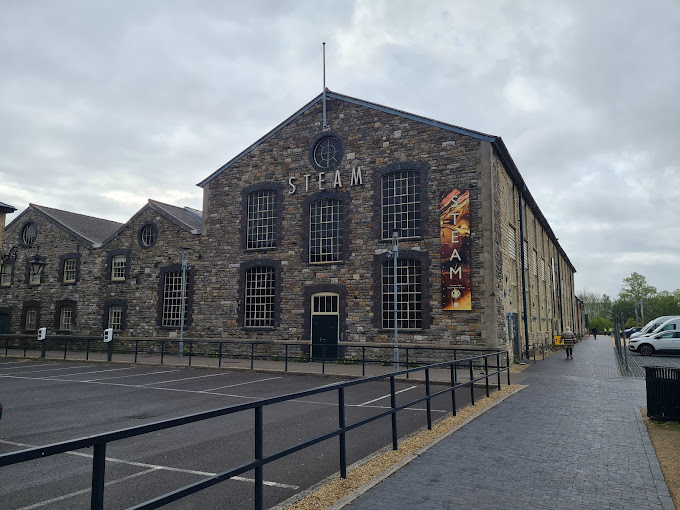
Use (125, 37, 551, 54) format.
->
(0, 351, 510, 510)
(1, 334, 505, 373)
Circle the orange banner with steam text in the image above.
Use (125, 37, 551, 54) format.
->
(441, 189, 471, 311)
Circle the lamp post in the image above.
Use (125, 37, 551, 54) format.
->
(391, 229, 399, 372)
(178, 248, 190, 363)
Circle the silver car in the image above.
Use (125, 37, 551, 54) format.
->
(629, 330, 680, 356)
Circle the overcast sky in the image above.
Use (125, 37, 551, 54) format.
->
(1, 0, 679, 299)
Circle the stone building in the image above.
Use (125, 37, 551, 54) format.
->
(0, 90, 582, 357)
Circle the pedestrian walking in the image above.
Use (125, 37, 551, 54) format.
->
(591, 327, 597, 339)
(563, 329, 575, 359)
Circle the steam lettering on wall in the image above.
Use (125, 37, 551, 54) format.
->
(440, 189, 471, 311)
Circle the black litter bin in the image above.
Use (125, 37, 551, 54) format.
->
(645, 366, 680, 422)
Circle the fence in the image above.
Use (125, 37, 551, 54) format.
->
(0, 351, 510, 510)
(1, 334, 505, 379)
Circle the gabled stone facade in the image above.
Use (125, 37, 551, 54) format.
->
(1, 91, 582, 356)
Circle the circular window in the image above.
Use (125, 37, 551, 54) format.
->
(309, 133, 344, 171)
(138, 223, 158, 249)
(21, 222, 37, 246)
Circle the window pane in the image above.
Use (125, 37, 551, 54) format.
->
(60, 306, 73, 331)
(64, 259, 76, 283)
(162, 271, 186, 327)
(112, 255, 126, 280)
(382, 259, 422, 329)
(381, 171, 421, 239)
(108, 305, 123, 330)
(1, 264, 12, 286)
(309, 199, 343, 263)
(247, 190, 276, 249)
(26, 308, 37, 330)
(244, 266, 275, 328)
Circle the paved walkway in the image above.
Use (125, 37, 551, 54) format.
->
(344, 336, 675, 510)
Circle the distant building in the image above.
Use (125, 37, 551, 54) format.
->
(0, 91, 583, 355)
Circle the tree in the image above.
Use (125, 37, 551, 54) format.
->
(618, 272, 656, 303)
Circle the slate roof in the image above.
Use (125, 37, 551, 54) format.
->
(0, 201, 17, 214)
(101, 199, 202, 246)
(195, 89, 576, 272)
(5, 204, 123, 247)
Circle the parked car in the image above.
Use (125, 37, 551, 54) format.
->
(624, 327, 641, 336)
(630, 316, 680, 339)
(629, 330, 680, 356)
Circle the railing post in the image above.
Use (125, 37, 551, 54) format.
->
(285, 344, 289, 372)
(63, 338, 68, 360)
(91, 441, 107, 510)
(484, 356, 489, 398)
(107, 340, 113, 362)
(507, 352, 511, 386)
(40, 338, 46, 359)
(23, 338, 27, 357)
(160, 341, 165, 365)
(469, 359, 475, 405)
(338, 387, 347, 478)
(406, 348, 410, 379)
(362, 346, 365, 377)
(255, 406, 263, 510)
(134, 340, 139, 363)
(322, 345, 326, 374)
(251, 343, 255, 370)
(390, 376, 398, 450)
(453, 349, 458, 382)
(188, 341, 193, 366)
(450, 363, 457, 416)
(425, 368, 432, 430)
(496, 353, 501, 390)
(219, 342, 223, 368)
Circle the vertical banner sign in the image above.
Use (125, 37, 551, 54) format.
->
(441, 189, 471, 310)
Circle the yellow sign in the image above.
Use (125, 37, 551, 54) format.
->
(554, 335, 563, 346)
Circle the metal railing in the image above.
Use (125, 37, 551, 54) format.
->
(1, 334, 503, 378)
(0, 351, 510, 510)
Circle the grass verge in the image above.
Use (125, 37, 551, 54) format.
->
(642, 408, 680, 509)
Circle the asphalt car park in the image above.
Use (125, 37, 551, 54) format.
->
(0, 359, 490, 510)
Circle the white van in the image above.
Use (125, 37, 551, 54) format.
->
(642, 317, 680, 337)
(629, 316, 680, 339)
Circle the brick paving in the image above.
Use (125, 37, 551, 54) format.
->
(344, 336, 675, 510)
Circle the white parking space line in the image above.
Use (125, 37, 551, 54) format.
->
(0, 361, 28, 366)
(203, 376, 282, 392)
(2, 439, 300, 494)
(16, 468, 158, 510)
(357, 385, 418, 406)
(0, 374, 263, 400)
(142, 373, 229, 386)
(0, 365, 84, 374)
(53, 367, 137, 378)
(82, 369, 181, 382)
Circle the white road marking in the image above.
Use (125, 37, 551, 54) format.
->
(1, 372, 445, 412)
(53, 367, 137, 377)
(1, 439, 300, 492)
(82, 369, 181, 382)
(16, 468, 158, 510)
(203, 376, 282, 392)
(0, 374, 262, 399)
(142, 373, 228, 385)
(357, 385, 418, 406)
(0, 365, 84, 374)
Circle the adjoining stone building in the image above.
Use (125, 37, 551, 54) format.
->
(1, 90, 583, 358)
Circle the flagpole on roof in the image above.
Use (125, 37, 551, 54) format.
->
(323, 42, 329, 129)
